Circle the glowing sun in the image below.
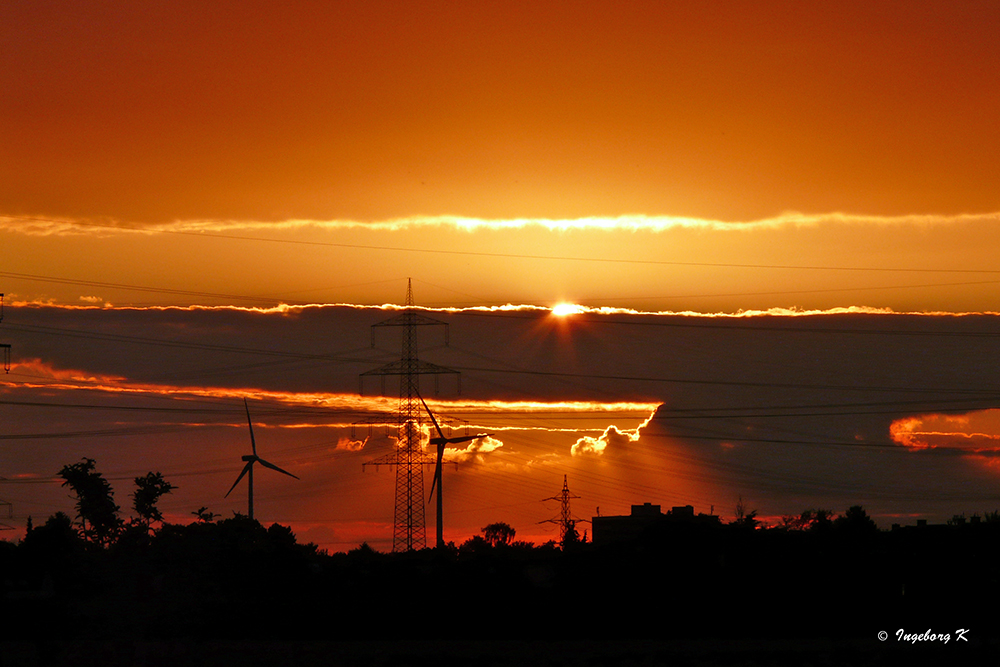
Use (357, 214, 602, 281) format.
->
(552, 303, 586, 317)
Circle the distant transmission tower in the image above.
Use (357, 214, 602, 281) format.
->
(361, 279, 459, 552)
(542, 475, 588, 545)
(0, 498, 12, 531)
(0, 294, 11, 530)
(1, 293, 10, 372)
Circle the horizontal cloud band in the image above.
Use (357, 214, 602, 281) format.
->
(6, 212, 1000, 236)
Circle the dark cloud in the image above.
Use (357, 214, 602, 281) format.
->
(3, 305, 1000, 546)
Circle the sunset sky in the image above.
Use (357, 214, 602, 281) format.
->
(2, 2, 1000, 549)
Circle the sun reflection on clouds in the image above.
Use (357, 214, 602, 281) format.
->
(571, 409, 656, 457)
(2, 359, 660, 434)
(336, 435, 368, 452)
(446, 435, 504, 464)
(890, 411, 1000, 467)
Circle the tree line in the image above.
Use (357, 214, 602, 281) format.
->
(3, 458, 1000, 647)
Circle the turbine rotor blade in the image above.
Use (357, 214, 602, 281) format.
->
(428, 466, 439, 501)
(244, 398, 257, 456)
(447, 434, 488, 445)
(430, 433, 495, 446)
(255, 457, 300, 480)
(428, 443, 444, 502)
(415, 390, 447, 440)
(225, 462, 254, 498)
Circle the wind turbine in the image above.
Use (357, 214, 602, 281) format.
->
(225, 398, 299, 521)
(416, 390, 492, 549)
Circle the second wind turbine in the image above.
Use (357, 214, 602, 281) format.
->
(225, 398, 300, 522)
(417, 390, 492, 549)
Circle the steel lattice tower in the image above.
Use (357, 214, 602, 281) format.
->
(361, 280, 458, 551)
(0, 293, 11, 530)
(543, 475, 584, 544)
(1, 294, 10, 372)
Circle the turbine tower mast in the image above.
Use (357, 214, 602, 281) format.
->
(362, 279, 459, 552)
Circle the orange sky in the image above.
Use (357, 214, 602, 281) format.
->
(3, 2, 1000, 312)
(3, 3, 1000, 548)
(3, 1, 999, 224)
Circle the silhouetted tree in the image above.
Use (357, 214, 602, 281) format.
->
(18, 511, 88, 596)
(192, 506, 218, 523)
(348, 542, 378, 557)
(834, 505, 878, 535)
(20, 511, 80, 554)
(132, 471, 176, 528)
(58, 458, 121, 545)
(561, 520, 582, 549)
(781, 508, 834, 531)
(267, 522, 298, 549)
(459, 534, 491, 556)
(731, 496, 758, 530)
(811, 509, 834, 532)
(482, 521, 516, 547)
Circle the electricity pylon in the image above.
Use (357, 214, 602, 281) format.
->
(0, 497, 12, 531)
(0, 294, 11, 530)
(1, 293, 10, 372)
(361, 279, 459, 552)
(542, 475, 588, 545)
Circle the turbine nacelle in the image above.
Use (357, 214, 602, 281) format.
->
(428, 434, 491, 447)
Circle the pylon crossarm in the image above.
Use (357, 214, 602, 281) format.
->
(363, 452, 435, 467)
(362, 359, 460, 377)
(372, 311, 449, 328)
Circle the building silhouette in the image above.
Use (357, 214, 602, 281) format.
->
(592, 502, 719, 544)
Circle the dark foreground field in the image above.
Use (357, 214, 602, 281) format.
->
(4, 515, 998, 665)
(2, 638, 996, 667)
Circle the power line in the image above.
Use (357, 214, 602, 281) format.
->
(3, 321, 374, 365)
(24, 218, 1000, 275)
(0, 271, 277, 304)
(7, 266, 1000, 312)
(10, 315, 1000, 396)
(565, 278, 1000, 304)
(455, 312, 1000, 338)
(449, 363, 996, 396)
(13, 313, 1000, 386)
